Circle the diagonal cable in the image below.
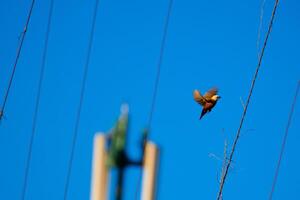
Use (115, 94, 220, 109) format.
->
(135, 1, 174, 199)
(268, 81, 300, 200)
(21, 0, 54, 199)
(217, 0, 280, 199)
(63, 0, 100, 199)
(147, 0, 174, 131)
(0, 0, 35, 120)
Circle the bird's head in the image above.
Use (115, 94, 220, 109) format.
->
(211, 95, 221, 101)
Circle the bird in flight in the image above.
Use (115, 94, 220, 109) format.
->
(193, 87, 221, 119)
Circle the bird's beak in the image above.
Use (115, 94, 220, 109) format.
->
(218, 96, 221, 99)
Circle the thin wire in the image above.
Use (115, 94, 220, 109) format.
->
(135, 1, 174, 199)
(268, 81, 300, 200)
(63, 0, 100, 199)
(217, 0, 280, 199)
(0, 0, 35, 120)
(147, 0, 174, 131)
(20, 1, 54, 199)
(257, 0, 267, 60)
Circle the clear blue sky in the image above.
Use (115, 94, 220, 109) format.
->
(0, 0, 299, 199)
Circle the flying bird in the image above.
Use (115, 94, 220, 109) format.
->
(193, 87, 221, 119)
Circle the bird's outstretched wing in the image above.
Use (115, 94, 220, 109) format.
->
(203, 87, 218, 99)
(193, 90, 206, 106)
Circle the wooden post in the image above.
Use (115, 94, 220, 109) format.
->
(90, 133, 108, 200)
(141, 142, 159, 200)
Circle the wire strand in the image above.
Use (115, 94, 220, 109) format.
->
(217, 0, 280, 199)
(147, 0, 174, 131)
(63, 0, 100, 199)
(20, 1, 54, 199)
(257, 0, 267, 60)
(135, 1, 174, 199)
(0, 0, 36, 121)
(268, 81, 300, 200)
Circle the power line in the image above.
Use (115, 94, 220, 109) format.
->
(20, 1, 54, 199)
(268, 81, 300, 200)
(216, 0, 280, 199)
(147, 0, 174, 131)
(135, 1, 174, 199)
(0, 0, 36, 121)
(63, 0, 100, 199)
(257, 0, 267, 60)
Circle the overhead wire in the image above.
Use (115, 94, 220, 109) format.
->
(135, 0, 174, 199)
(147, 0, 174, 132)
(0, 0, 36, 121)
(216, 0, 280, 199)
(20, 1, 54, 199)
(268, 81, 300, 200)
(62, 0, 100, 199)
(257, 0, 267, 60)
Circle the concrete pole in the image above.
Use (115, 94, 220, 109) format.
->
(141, 142, 159, 200)
(90, 133, 108, 200)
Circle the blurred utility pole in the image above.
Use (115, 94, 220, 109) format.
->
(90, 134, 108, 200)
(141, 142, 159, 200)
(90, 104, 160, 200)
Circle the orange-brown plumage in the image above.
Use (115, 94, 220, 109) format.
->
(193, 88, 221, 119)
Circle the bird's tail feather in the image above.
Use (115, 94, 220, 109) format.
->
(199, 109, 206, 120)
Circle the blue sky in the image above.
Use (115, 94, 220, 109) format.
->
(0, 0, 299, 199)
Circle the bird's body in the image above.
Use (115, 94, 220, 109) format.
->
(193, 88, 221, 119)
